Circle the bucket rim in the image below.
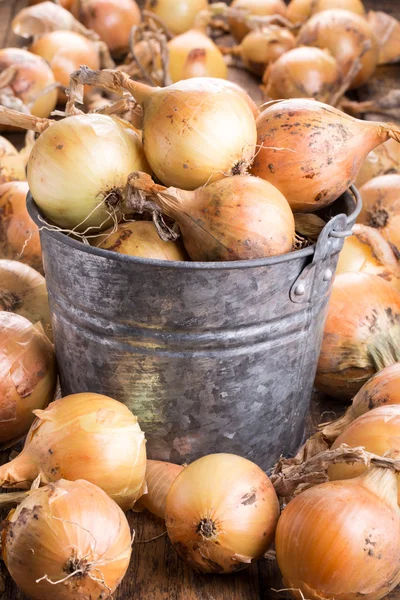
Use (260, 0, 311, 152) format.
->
(27, 186, 362, 271)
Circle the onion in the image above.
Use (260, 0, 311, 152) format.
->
(262, 46, 341, 103)
(2, 479, 132, 600)
(359, 174, 400, 251)
(297, 9, 378, 89)
(135, 460, 184, 519)
(356, 139, 400, 188)
(226, 26, 295, 77)
(228, 0, 287, 43)
(97, 221, 188, 261)
(0, 135, 25, 184)
(71, 0, 141, 56)
(27, 113, 150, 232)
(30, 31, 100, 102)
(29, 0, 74, 7)
(276, 464, 400, 600)
(0, 181, 42, 273)
(165, 453, 280, 573)
(0, 48, 58, 119)
(0, 392, 147, 511)
(0, 312, 56, 444)
(368, 11, 400, 65)
(315, 273, 400, 400)
(336, 224, 400, 292)
(0, 260, 52, 340)
(129, 172, 295, 261)
(144, 0, 209, 35)
(287, 0, 365, 23)
(251, 98, 400, 212)
(168, 29, 227, 82)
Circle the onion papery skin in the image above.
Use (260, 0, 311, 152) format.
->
(276, 469, 400, 600)
(356, 139, 400, 188)
(297, 9, 378, 89)
(223, 79, 260, 118)
(165, 453, 280, 573)
(0, 136, 26, 184)
(136, 77, 257, 190)
(236, 27, 295, 77)
(0, 392, 147, 511)
(97, 221, 188, 261)
(359, 174, 400, 251)
(71, 0, 141, 55)
(0, 312, 56, 444)
(250, 98, 400, 212)
(287, 0, 365, 23)
(29, 0, 74, 7)
(315, 273, 400, 400)
(144, 0, 209, 35)
(228, 0, 287, 43)
(168, 30, 227, 82)
(2, 479, 132, 600)
(0, 259, 52, 340)
(135, 460, 184, 519)
(0, 181, 42, 273)
(0, 48, 57, 119)
(30, 31, 100, 102)
(351, 363, 400, 416)
(263, 46, 341, 103)
(368, 11, 400, 65)
(27, 113, 150, 232)
(329, 405, 400, 503)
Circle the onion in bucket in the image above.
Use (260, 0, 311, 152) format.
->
(358, 174, 400, 251)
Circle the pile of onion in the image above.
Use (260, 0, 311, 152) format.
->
(358, 174, 400, 251)
(0, 259, 52, 340)
(0, 181, 42, 273)
(0, 312, 56, 444)
(0, 48, 58, 119)
(97, 221, 188, 261)
(0, 392, 147, 511)
(165, 453, 280, 573)
(297, 9, 378, 89)
(286, 0, 365, 23)
(315, 272, 400, 399)
(228, 0, 287, 43)
(355, 138, 400, 188)
(144, 0, 209, 35)
(262, 46, 341, 103)
(250, 98, 400, 212)
(0, 136, 25, 184)
(3, 479, 132, 600)
(129, 172, 295, 261)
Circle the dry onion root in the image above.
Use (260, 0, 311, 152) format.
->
(355, 138, 400, 188)
(297, 9, 378, 89)
(128, 172, 295, 261)
(250, 98, 400, 212)
(358, 174, 400, 251)
(2, 479, 132, 600)
(144, 0, 209, 35)
(0, 135, 25, 184)
(0, 260, 52, 340)
(0, 312, 56, 444)
(286, 0, 366, 23)
(165, 453, 280, 573)
(135, 460, 184, 519)
(228, 0, 288, 43)
(368, 11, 400, 65)
(315, 272, 400, 400)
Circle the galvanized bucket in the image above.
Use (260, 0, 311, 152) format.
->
(28, 188, 361, 471)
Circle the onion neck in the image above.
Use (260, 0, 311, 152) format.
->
(320, 407, 356, 443)
(0, 452, 38, 489)
(154, 188, 194, 220)
(361, 466, 399, 511)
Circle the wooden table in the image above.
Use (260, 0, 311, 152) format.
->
(1, 1, 400, 598)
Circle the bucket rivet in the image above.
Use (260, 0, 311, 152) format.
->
(323, 268, 333, 282)
(294, 283, 306, 296)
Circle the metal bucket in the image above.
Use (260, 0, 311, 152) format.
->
(28, 188, 361, 471)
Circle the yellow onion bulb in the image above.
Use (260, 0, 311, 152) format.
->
(0, 259, 52, 340)
(235, 26, 295, 77)
(30, 31, 100, 102)
(135, 460, 184, 519)
(228, 0, 287, 43)
(165, 453, 280, 573)
(356, 139, 400, 188)
(276, 467, 400, 600)
(0, 312, 56, 444)
(144, 0, 209, 35)
(223, 79, 260, 118)
(297, 9, 378, 89)
(329, 405, 400, 503)
(263, 46, 341, 103)
(27, 113, 150, 232)
(0, 181, 42, 273)
(71, 0, 141, 55)
(359, 174, 400, 251)
(0, 392, 147, 511)
(97, 221, 188, 261)
(168, 29, 227, 82)
(2, 479, 132, 600)
(368, 10, 400, 66)
(287, 0, 365, 23)
(0, 48, 57, 119)
(0, 136, 26, 184)
(315, 273, 400, 399)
